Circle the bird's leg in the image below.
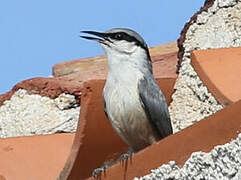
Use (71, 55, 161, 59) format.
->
(92, 150, 133, 178)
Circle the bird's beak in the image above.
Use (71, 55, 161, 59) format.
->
(80, 31, 107, 43)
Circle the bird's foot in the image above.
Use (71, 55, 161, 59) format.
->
(92, 164, 108, 179)
(120, 150, 133, 163)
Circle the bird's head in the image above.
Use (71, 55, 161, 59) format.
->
(80, 28, 151, 66)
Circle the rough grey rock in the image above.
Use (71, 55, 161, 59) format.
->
(134, 134, 241, 180)
(0, 89, 80, 138)
(169, 0, 241, 133)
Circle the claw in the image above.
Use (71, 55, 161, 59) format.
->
(92, 164, 108, 178)
(120, 151, 133, 163)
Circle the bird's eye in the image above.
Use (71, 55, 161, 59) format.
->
(115, 33, 123, 40)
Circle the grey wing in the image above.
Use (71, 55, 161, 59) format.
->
(138, 76, 173, 138)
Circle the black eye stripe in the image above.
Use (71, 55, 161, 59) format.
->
(106, 32, 136, 42)
(106, 32, 146, 50)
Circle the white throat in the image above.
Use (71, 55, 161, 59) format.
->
(103, 45, 150, 74)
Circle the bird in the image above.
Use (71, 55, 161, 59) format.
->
(80, 28, 173, 153)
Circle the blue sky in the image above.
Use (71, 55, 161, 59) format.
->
(0, 1, 204, 94)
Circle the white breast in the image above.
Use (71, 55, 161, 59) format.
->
(103, 65, 158, 151)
